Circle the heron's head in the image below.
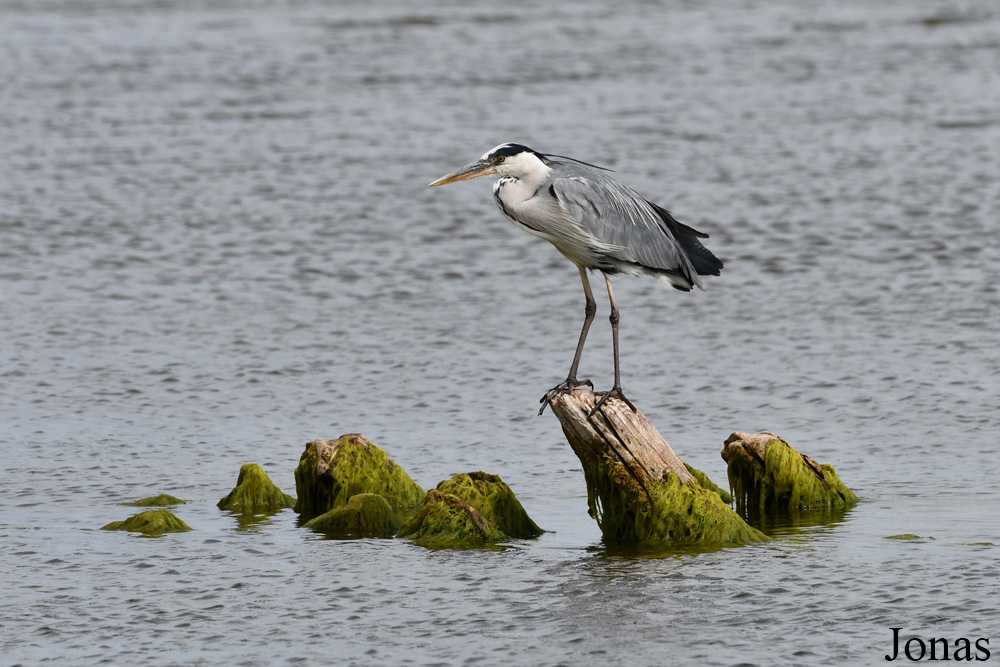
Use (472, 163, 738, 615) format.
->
(428, 143, 548, 186)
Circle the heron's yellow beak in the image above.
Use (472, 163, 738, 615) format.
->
(428, 160, 497, 187)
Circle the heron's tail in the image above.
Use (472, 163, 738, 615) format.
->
(649, 203, 724, 278)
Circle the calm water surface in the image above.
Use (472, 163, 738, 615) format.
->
(2, 1, 999, 665)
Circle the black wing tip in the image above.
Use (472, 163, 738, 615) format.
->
(647, 200, 723, 276)
(692, 250, 724, 277)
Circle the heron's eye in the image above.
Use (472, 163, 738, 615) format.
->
(496, 156, 505, 163)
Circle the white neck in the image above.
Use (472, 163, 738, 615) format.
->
(497, 152, 551, 191)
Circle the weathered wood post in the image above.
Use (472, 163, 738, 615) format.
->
(550, 389, 766, 546)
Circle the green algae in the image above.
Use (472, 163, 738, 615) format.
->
(102, 509, 191, 536)
(726, 437, 858, 517)
(399, 490, 506, 549)
(549, 390, 763, 547)
(292, 437, 537, 548)
(293, 435, 424, 522)
(304, 493, 402, 538)
(435, 472, 543, 539)
(683, 464, 733, 505)
(584, 455, 767, 546)
(886, 534, 922, 540)
(217, 463, 295, 514)
(641, 474, 765, 544)
(123, 494, 186, 507)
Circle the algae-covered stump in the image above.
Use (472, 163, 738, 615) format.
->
(436, 472, 543, 539)
(294, 434, 424, 522)
(722, 431, 858, 516)
(217, 463, 296, 514)
(684, 463, 733, 505)
(399, 490, 506, 549)
(102, 509, 192, 536)
(304, 493, 402, 538)
(123, 494, 186, 507)
(398, 472, 544, 548)
(549, 389, 766, 546)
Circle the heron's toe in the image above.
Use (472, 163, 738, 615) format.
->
(538, 377, 593, 415)
(589, 386, 637, 416)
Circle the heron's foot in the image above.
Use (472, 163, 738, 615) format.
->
(538, 377, 594, 416)
(589, 385, 637, 416)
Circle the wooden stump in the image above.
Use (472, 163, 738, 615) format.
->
(293, 434, 424, 522)
(549, 390, 766, 546)
(722, 431, 858, 515)
(550, 389, 695, 489)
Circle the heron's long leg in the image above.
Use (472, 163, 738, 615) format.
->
(591, 275, 637, 415)
(538, 267, 596, 416)
(565, 266, 596, 383)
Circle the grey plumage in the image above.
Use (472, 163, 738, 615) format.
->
(429, 142, 723, 415)
(512, 154, 722, 290)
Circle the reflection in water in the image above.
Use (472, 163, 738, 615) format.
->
(589, 540, 751, 561)
(740, 504, 856, 539)
(228, 510, 284, 532)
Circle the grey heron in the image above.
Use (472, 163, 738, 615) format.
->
(429, 143, 723, 416)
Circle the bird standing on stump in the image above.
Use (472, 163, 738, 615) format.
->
(429, 143, 723, 416)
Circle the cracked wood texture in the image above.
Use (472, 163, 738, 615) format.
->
(549, 389, 696, 488)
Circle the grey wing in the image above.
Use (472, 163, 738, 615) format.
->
(548, 168, 703, 289)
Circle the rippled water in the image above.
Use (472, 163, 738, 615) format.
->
(2, 0, 999, 664)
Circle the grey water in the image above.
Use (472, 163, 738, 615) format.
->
(2, 0, 998, 664)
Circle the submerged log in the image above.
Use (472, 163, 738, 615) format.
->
(123, 494, 186, 507)
(398, 490, 506, 549)
(722, 431, 858, 515)
(304, 493, 402, 538)
(293, 434, 425, 522)
(293, 434, 542, 546)
(435, 472, 544, 539)
(550, 390, 766, 546)
(397, 473, 544, 548)
(102, 509, 192, 535)
(217, 463, 295, 514)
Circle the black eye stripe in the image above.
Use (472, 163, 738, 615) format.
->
(486, 143, 536, 161)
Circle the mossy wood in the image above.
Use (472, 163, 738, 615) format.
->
(304, 493, 402, 538)
(101, 509, 191, 535)
(436, 472, 543, 539)
(124, 494, 186, 507)
(294, 434, 424, 522)
(399, 490, 506, 549)
(217, 463, 296, 514)
(684, 463, 732, 504)
(722, 432, 858, 515)
(550, 390, 766, 546)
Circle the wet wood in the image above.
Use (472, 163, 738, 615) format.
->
(722, 431, 828, 482)
(311, 438, 337, 487)
(549, 389, 696, 488)
(721, 431, 858, 513)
